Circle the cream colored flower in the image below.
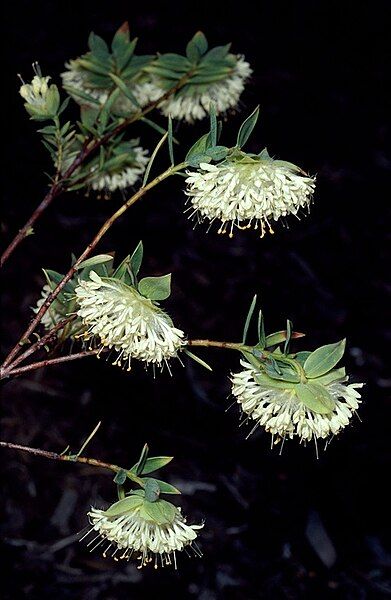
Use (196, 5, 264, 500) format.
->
(84, 502, 203, 568)
(231, 360, 363, 444)
(150, 56, 251, 122)
(186, 159, 315, 237)
(19, 65, 60, 119)
(75, 272, 185, 370)
(88, 146, 149, 192)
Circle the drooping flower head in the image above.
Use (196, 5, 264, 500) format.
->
(82, 495, 203, 568)
(185, 153, 315, 237)
(231, 338, 363, 448)
(86, 144, 149, 193)
(75, 271, 185, 370)
(19, 63, 60, 120)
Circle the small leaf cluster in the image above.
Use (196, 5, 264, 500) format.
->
(147, 31, 239, 94)
(111, 444, 180, 525)
(241, 298, 348, 415)
(63, 22, 153, 112)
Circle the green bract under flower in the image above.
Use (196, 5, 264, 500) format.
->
(231, 357, 363, 446)
(83, 495, 203, 568)
(185, 155, 315, 237)
(75, 272, 185, 370)
(19, 66, 60, 121)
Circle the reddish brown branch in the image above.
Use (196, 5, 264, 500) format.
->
(1, 350, 98, 379)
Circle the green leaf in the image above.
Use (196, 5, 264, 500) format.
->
(186, 31, 208, 62)
(295, 382, 335, 415)
(64, 85, 101, 106)
(254, 369, 297, 390)
(103, 495, 143, 517)
(294, 351, 312, 366)
(130, 455, 173, 475)
(258, 147, 272, 160)
(111, 21, 130, 55)
(208, 103, 217, 147)
(205, 145, 228, 161)
(184, 348, 213, 372)
(257, 310, 266, 349)
(283, 319, 293, 355)
(134, 443, 149, 476)
(88, 32, 110, 61)
(304, 339, 346, 378)
(138, 274, 171, 301)
(130, 241, 144, 277)
(167, 116, 174, 165)
(312, 367, 346, 386)
(80, 106, 100, 127)
(144, 478, 161, 502)
(203, 44, 231, 62)
(109, 73, 141, 108)
(264, 359, 300, 383)
(186, 133, 210, 162)
(140, 499, 177, 525)
(142, 478, 181, 495)
(113, 469, 127, 485)
(76, 254, 113, 270)
(242, 295, 257, 344)
(236, 105, 260, 148)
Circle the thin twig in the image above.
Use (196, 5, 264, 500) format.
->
(187, 339, 245, 350)
(2, 162, 186, 370)
(2, 350, 99, 379)
(0, 441, 145, 486)
(1, 73, 193, 267)
(3, 316, 76, 374)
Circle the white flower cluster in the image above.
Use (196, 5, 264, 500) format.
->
(89, 147, 149, 192)
(155, 56, 252, 122)
(85, 505, 203, 568)
(75, 272, 185, 370)
(19, 75, 51, 106)
(186, 160, 316, 237)
(231, 360, 363, 444)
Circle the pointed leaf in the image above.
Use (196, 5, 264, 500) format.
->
(296, 382, 335, 415)
(138, 274, 171, 301)
(142, 477, 181, 495)
(76, 254, 113, 270)
(130, 241, 144, 277)
(103, 495, 143, 517)
(312, 367, 347, 386)
(236, 106, 260, 148)
(304, 339, 346, 378)
(184, 348, 213, 371)
(130, 455, 173, 475)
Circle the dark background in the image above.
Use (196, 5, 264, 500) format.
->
(1, 1, 390, 598)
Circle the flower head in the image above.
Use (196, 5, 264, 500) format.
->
(186, 157, 315, 237)
(83, 496, 203, 568)
(88, 146, 149, 193)
(19, 64, 60, 120)
(151, 56, 251, 123)
(75, 272, 185, 370)
(231, 360, 363, 445)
